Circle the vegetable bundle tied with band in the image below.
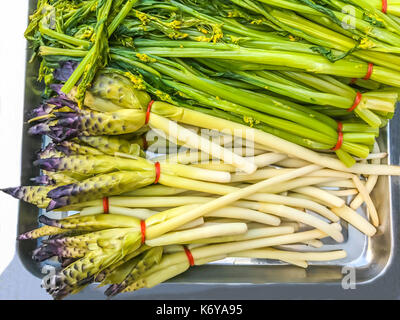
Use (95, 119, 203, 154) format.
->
(4, 0, 400, 300)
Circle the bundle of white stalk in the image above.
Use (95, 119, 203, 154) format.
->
(52, 106, 397, 294)
(25, 90, 400, 296)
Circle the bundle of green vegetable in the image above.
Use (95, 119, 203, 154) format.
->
(3, 0, 400, 299)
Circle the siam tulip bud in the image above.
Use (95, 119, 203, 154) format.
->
(1, 186, 53, 208)
(32, 243, 87, 262)
(104, 247, 163, 297)
(56, 141, 104, 156)
(46, 170, 156, 210)
(17, 225, 66, 240)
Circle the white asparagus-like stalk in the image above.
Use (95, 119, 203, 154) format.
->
(107, 196, 210, 208)
(187, 226, 295, 245)
(275, 158, 311, 168)
(145, 222, 248, 247)
(331, 205, 376, 236)
(284, 260, 309, 268)
(231, 248, 347, 262)
(350, 175, 379, 209)
(351, 175, 379, 227)
(289, 192, 333, 207)
(258, 203, 344, 242)
(355, 153, 387, 160)
(317, 180, 355, 188)
(80, 206, 156, 220)
(301, 240, 324, 248)
(144, 226, 336, 281)
(237, 197, 339, 222)
(171, 107, 400, 175)
(206, 207, 281, 226)
(79, 192, 339, 223)
(161, 245, 307, 268)
(161, 162, 231, 183)
(350, 143, 381, 210)
(128, 253, 228, 291)
(279, 222, 300, 232)
(139, 262, 190, 290)
(122, 185, 187, 197)
(293, 186, 345, 208)
(189, 227, 337, 260)
(146, 165, 321, 239)
(260, 177, 342, 193)
(326, 189, 359, 197)
(231, 168, 353, 183)
(175, 218, 204, 231)
(251, 153, 289, 168)
(149, 113, 257, 174)
(145, 205, 198, 227)
(189, 153, 288, 172)
(154, 151, 211, 166)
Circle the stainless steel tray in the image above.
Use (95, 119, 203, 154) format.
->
(17, 0, 400, 299)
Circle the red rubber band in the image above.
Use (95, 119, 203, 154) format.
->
(364, 63, 374, 80)
(145, 100, 155, 125)
(382, 0, 388, 14)
(140, 220, 146, 244)
(184, 246, 195, 267)
(154, 162, 161, 184)
(103, 197, 109, 214)
(331, 122, 344, 151)
(348, 92, 362, 112)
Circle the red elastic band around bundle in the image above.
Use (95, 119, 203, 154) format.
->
(331, 122, 344, 151)
(364, 63, 374, 81)
(103, 197, 109, 214)
(184, 246, 195, 267)
(382, 0, 388, 14)
(154, 162, 161, 184)
(140, 220, 146, 244)
(145, 100, 155, 125)
(348, 92, 362, 112)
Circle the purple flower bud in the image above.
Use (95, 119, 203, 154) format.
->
(56, 114, 81, 128)
(48, 126, 80, 142)
(1, 187, 24, 200)
(36, 143, 58, 159)
(28, 103, 54, 120)
(30, 175, 55, 185)
(29, 122, 51, 136)
(38, 215, 61, 228)
(47, 95, 78, 111)
(32, 245, 59, 262)
(17, 233, 32, 241)
(34, 158, 63, 172)
(53, 61, 79, 82)
(47, 184, 77, 199)
(46, 198, 70, 211)
(54, 142, 73, 156)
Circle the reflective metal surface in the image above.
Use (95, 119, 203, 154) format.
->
(14, 0, 400, 299)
